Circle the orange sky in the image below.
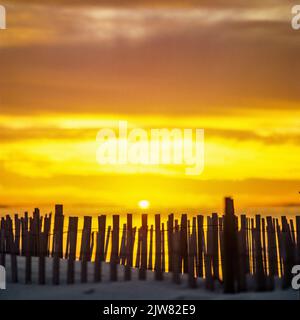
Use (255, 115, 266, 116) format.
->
(0, 1, 299, 213)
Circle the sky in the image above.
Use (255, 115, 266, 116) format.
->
(0, 0, 299, 214)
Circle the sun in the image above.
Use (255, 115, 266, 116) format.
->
(138, 200, 150, 210)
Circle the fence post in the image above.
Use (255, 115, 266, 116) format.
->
(81, 216, 92, 283)
(110, 215, 119, 281)
(67, 217, 78, 284)
(167, 214, 174, 272)
(6, 217, 18, 283)
(155, 214, 163, 280)
(212, 213, 219, 280)
(188, 225, 197, 288)
(180, 214, 188, 274)
(266, 216, 276, 290)
(104, 226, 111, 261)
(53, 205, 63, 258)
(223, 197, 238, 293)
(237, 215, 247, 292)
(254, 215, 266, 291)
(119, 224, 127, 266)
(25, 229, 31, 284)
(196, 215, 204, 277)
(125, 214, 132, 281)
(139, 214, 148, 280)
(172, 225, 181, 284)
(148, 225, 153, 270)
(261, 218, 268, 277)
(38, 231, 46, 285)
(14, 214, 20, 255)
(205, 216, 214, 290)
(161, 223, 165, 273)
(52, 212, 64, 285)
(135, 228, 141, 268)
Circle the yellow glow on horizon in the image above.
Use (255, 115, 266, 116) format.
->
(0, 111, 299, 209)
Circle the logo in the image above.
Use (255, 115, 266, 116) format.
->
(291, 265, 300, 290)
(0, 265, 5, 289)
(0, 5, 6, 29)
(292, 5, 300, 30)
(96, 121, 204, 175)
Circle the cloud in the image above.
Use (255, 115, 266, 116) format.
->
(1, 2, 292, 47)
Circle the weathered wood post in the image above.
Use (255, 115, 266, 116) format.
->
(180, 214, 188, 274)
(25, 228, 31, 284)
(110, 215, 119, 281)
(172, 224, 181, 284)
(125, 214, 133, 281)
(104, 225, 111, 261)
(135, 228, 141, 268)
(38, 231, 47, 285)
(223, 197, 238, 293)
(161, 223, 166, 273)
(188, 226, 197, 288)
(80, 217, 92, 283)
(167, 214, 174, 272)
(205, 216, 214, 290)
(52, 205, 64, 285)
(14, 214, 21, 255)
(139, 214, 148, 280)
(155, 214, 163, 280)
(266, 216, 276, 290)
(197, 215, 204, 277)
(148, 225, 153, 270)
(67, 217, 78, 284)
(119, 224, 127, 265)
(212, 213, 219, 280)
(254, 215, 266, 291)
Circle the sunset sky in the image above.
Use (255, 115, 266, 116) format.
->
(0, 0, 299, 214)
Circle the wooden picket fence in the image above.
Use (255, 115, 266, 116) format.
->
(0, 197, 299, 293)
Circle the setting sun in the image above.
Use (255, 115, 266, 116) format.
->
(138, 200, 150, 210)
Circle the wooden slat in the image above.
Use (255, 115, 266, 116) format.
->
(67, 217, 78, 284)
(52, 213, 64, 285)
(196, 215, 204, 277)
(223, 197, 238, 293)
(119, 224, 127, 265)
(139, 215, 148, 280)
(180, 214, 188, 274)
(172, 224, 181, 284)
(212, 213, 219, 280)
(254, 215, 266, 291)
(125, 214, 132, 281)
(148, 225, 153, 270)
(167, 214, 174, 272)
(104, 226, 111, 261)
(161, 223, 165, 273)
(81, 216, 92, 283)
(110, 215, 119, 281)
(204, 216, 214, 290)
(155, 214, 163, 280)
